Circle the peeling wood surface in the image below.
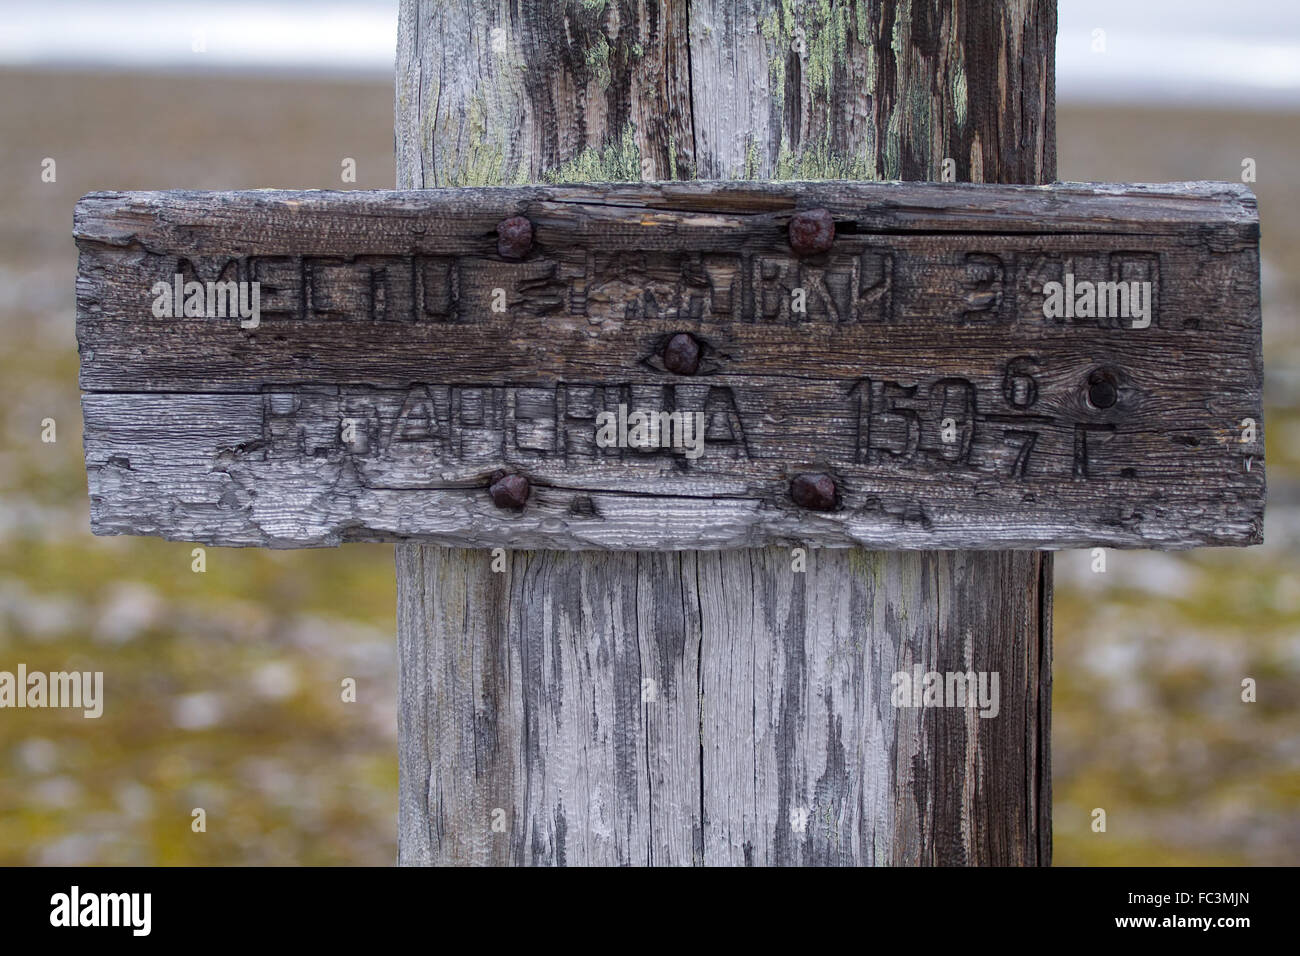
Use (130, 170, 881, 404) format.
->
(76, 181, 1263, 550)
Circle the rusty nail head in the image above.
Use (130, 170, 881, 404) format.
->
(789, 207, 835, 256)
(663, 332, 701, 375)
(791, 473, 837, 511)
(497, 215, 533, 260)
(489, 471, 530, 509)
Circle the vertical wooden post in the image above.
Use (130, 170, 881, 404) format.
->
(395, 0, 1056, 865)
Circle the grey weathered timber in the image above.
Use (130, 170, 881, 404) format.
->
(391, 0, 1068, 866)
(395, 0, 1055, 185)
(397, 545, 1048, 865)
(75, 181, 1263, 550)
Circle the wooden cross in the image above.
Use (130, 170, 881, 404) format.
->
(74, 1, 1263, 865)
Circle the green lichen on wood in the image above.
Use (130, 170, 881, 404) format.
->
(739, 151, 760, 182)
(762, 0, 874, 106)
(889, 0, 907, 59)
(744, 137, 761, 179)
(862, 24, 878, 91)
(878, 0, 944, 179)
(802, 0, 854, 104)
(459, 95, 510, 185)
(418, 75, 437, 182)
(397, 77, 411, 118)
(773, 136, 874, 181)
(544, 122, 642, 184)
(852, 0, 872, 46)
(585, 33, 612, 91)
(753, 0, 884, 180)
(428, 91, 524, 187)
(846, 548, 883, 591)
(882, 106, 904, 180)
(885, 0, 906, 175)
(907, 81, 936, 173)
(759, 7, 787, 98)
(950, 62, 968, 129)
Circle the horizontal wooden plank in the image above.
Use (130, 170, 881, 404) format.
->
(73, 181, 1258, 256)
(75, 181, 1264, 550)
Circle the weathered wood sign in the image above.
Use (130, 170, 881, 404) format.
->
(75, 180, 1263, 550)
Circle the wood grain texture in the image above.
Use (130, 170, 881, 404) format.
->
(397, 545, 1049, 865)
(75, 182, 1264, 550)
(395, 0, 695, 187)
(687, 0, 1056, 183)
(384, 0, 1067, 866)
(394, 0, 1055, 185)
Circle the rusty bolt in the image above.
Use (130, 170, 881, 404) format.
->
(489, 471, 530, 509)
(662, 332, 701, 375)
(788, 207, 835, 256)
(791, 473, 837, 511)
(496, 215, 533, 260)
(1087, 369, 1118, 409)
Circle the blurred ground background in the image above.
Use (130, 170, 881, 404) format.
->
(0, 70, 401, 864)
(1, 33, 1298, 866)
